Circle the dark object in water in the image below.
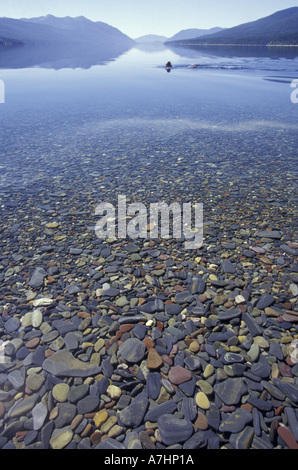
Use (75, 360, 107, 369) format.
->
(166, 61, 172, 68)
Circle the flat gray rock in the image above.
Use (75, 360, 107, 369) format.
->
(217, 308, 242, 321)
(255, 230, 282, 239)
(95, 438, 125, 449)
(8, 393, 39, 418)
(219, 408, 252, 433)
(118, 394, 149, 427)
(157, 414, 193, 446)
(42, 350, 101, 377)
(256, 293, 275, 310)
(28, 267, 47, 287)
(214, 378, 247, 406)
(119, 337, 146, 363)
(221, 259, 236, 274)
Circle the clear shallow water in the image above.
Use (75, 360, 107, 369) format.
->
(0, 44, 298, 194)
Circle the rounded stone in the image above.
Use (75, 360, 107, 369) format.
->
(21, 312, 33, 327)
(52, 383, 70, 402)
(5, 317, 20, 332)
(147, 348, 163, 370)
(25, 337, 40, 349)
(203, 364, 214, 379)
(253, 336, 269, 349)
(32, 402, 48, 430)
(77, 396, 100, 415)
(196, 392, 210, 410)
(7, 370, 25, 391)
(168, 366, 192, 385)
(189, 341, 200, 353)
(50, 426, 73, 449)
(197, 380, 213, 396)
(32, 310, 43, 328)
(248, 343, 260, 362)
(93, 409, 109, 428)
(26, 373, 46, 392)
(115, 296, 129, 307)
(107, 385, 122, 400)
(195, 411, 209, 430)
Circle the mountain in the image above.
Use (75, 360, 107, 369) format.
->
(0, 15, 136, 69)
(135, 34, 168, 44)
(0, 15, 135, 47)
(166, 7, 298, 46)
(167, 27, 223, 42)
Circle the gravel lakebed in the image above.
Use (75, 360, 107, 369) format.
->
(0, 125, 297, 450)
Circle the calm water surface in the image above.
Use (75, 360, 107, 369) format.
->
(0, 45, 298, 195)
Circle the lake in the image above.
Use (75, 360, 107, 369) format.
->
(0, 43, 298, 451)
(1, 45, 298, 193)
(0, 43, 297, 237)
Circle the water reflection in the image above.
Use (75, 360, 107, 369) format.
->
(1, 41, 298, 72)
(167, 44, 298, 60)
(0, 43, 134, 70)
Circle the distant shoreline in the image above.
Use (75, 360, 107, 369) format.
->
(165, 43, 298, 48)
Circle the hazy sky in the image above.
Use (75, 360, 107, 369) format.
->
(1, 0, 298, 38)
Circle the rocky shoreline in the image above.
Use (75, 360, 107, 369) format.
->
(0, 158, 297, 450)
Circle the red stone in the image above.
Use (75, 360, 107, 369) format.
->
(174, 285, 185, 292)
(15, 431, 29, 442)
(241, 403, 253, 413)
(81, 423, 92, 438)
(147, 348, 163, 370)
(77, 311, 91, 318)
(119, 324, 134, 333)
(44, 349, 55, 358)
(116, 330, 122, 340)
(25, 337, 40, 349)
(90, 431, 103, 445)
(161, 355, 173, 366)
(195, 411, 208, 430)
(221, 405, 236, 413)
(280, 362, 293, 377)
(105, 400, 116, 409)
(275, 406, 284, 416)
(278, 425, 298, 449)
(286, 356, 296, 366)
(143, 337, 155, 350)
(238, 304, 247, 313)
(168, 366, 192, 385)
